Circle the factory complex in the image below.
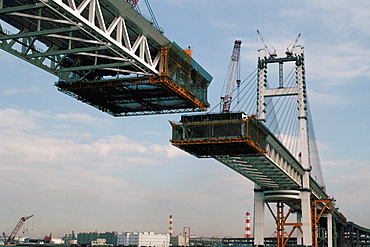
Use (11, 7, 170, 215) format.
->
(1, 231, 189, 247)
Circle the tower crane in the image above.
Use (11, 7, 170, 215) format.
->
(257, 30, 277, 57)
(221, 40, 242, 113)
(285, 33, 301, 56)
(3, 215, 34, 244)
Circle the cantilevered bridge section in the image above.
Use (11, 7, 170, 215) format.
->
(170, 112, 327, 197)
(170, 46, 340, 247)
(0, 0, 212, 116)
(171, 113, 304, 190)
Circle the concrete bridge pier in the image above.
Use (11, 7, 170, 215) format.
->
(322, 213, 334, 247)
(301, 190, 313, 246)
(253, 188, 265, 247)
(253, 190, 315, 247)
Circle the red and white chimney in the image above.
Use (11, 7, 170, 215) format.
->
(245, 212, 252, 238)
(169, 215, 173, 236)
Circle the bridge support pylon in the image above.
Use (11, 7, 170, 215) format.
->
(254, 190, 308, 247)
(256, 45, 314, 247)
(254, 187, 265, 246)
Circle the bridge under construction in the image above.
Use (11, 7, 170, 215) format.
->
(170, 44, 370, 247)
(1, 1, 369, 247)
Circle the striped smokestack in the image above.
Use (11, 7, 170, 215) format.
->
(169, 215, 173, 236)
(245, 212, 252, 238)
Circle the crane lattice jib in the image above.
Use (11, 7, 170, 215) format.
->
(6, 215, 34, 243)
(126, 0, 139, 8)
(222, 40, 242, 112)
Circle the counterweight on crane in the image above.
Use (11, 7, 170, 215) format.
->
(221, 40, 242, 113)
(2, 215, 34, 244)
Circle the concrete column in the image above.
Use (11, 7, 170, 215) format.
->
(297, 213, 303, 245)
(300, 191, 312, 246)
(326, 214, 333, 247)
(254, 189, 265, 246)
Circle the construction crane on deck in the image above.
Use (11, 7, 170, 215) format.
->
(126, 0, 139, 7)
(3, 215, 34, 244)
(221, 40, 242, 113)
(257, 30, 277, 57)
(285, 33, 301, 56)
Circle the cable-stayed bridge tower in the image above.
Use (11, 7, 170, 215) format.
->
(0, 0, 212, 116)
(254, 46, 313, 246)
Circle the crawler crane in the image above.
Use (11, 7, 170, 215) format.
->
(3, 215, 34, 244)
(221, 40, 242, 112)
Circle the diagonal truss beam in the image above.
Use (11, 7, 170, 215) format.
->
(0, 26, 79, 40)
(0, 0, 169, 83)
(57, 62, 130, 72)
(25, 46, 108, 58)
(42, 0, 163, 74)
(0, 3, 46, 14)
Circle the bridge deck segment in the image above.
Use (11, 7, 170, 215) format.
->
(0, 0, 211, 116)
(170, 112, 326, 192)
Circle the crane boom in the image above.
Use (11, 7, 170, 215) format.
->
(126, 0, 139, 7)
(286, 33, 301, 56)
(3, 215, 34, 243)
(222, 40, 242, 113)
(256, 30, 277, 57)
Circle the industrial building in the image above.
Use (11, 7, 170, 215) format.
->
(77, 232, 118, 246)
(169, 235, 188, 247)
(117, 232, 170, 247)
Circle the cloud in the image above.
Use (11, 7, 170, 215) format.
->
(1, 85, 39, 95)
(323, 157, 370, 208)
(308, 90, 343, 106)
(53, 112, 101, 123)
(0, 108, 185, 168)
(0, 108, 42, 130)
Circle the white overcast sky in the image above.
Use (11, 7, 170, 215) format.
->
(1, 0, 369, 238)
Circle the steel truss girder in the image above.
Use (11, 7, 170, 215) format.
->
(0, 0, 168, 83)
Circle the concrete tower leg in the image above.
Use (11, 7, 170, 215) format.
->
(297, 213, 303, 245)
(300, 191, 313, 246)
(254, 189, 265, 246)
(326, 214, 333, 247)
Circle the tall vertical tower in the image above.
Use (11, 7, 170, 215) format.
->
(255, 45, 313, 247)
